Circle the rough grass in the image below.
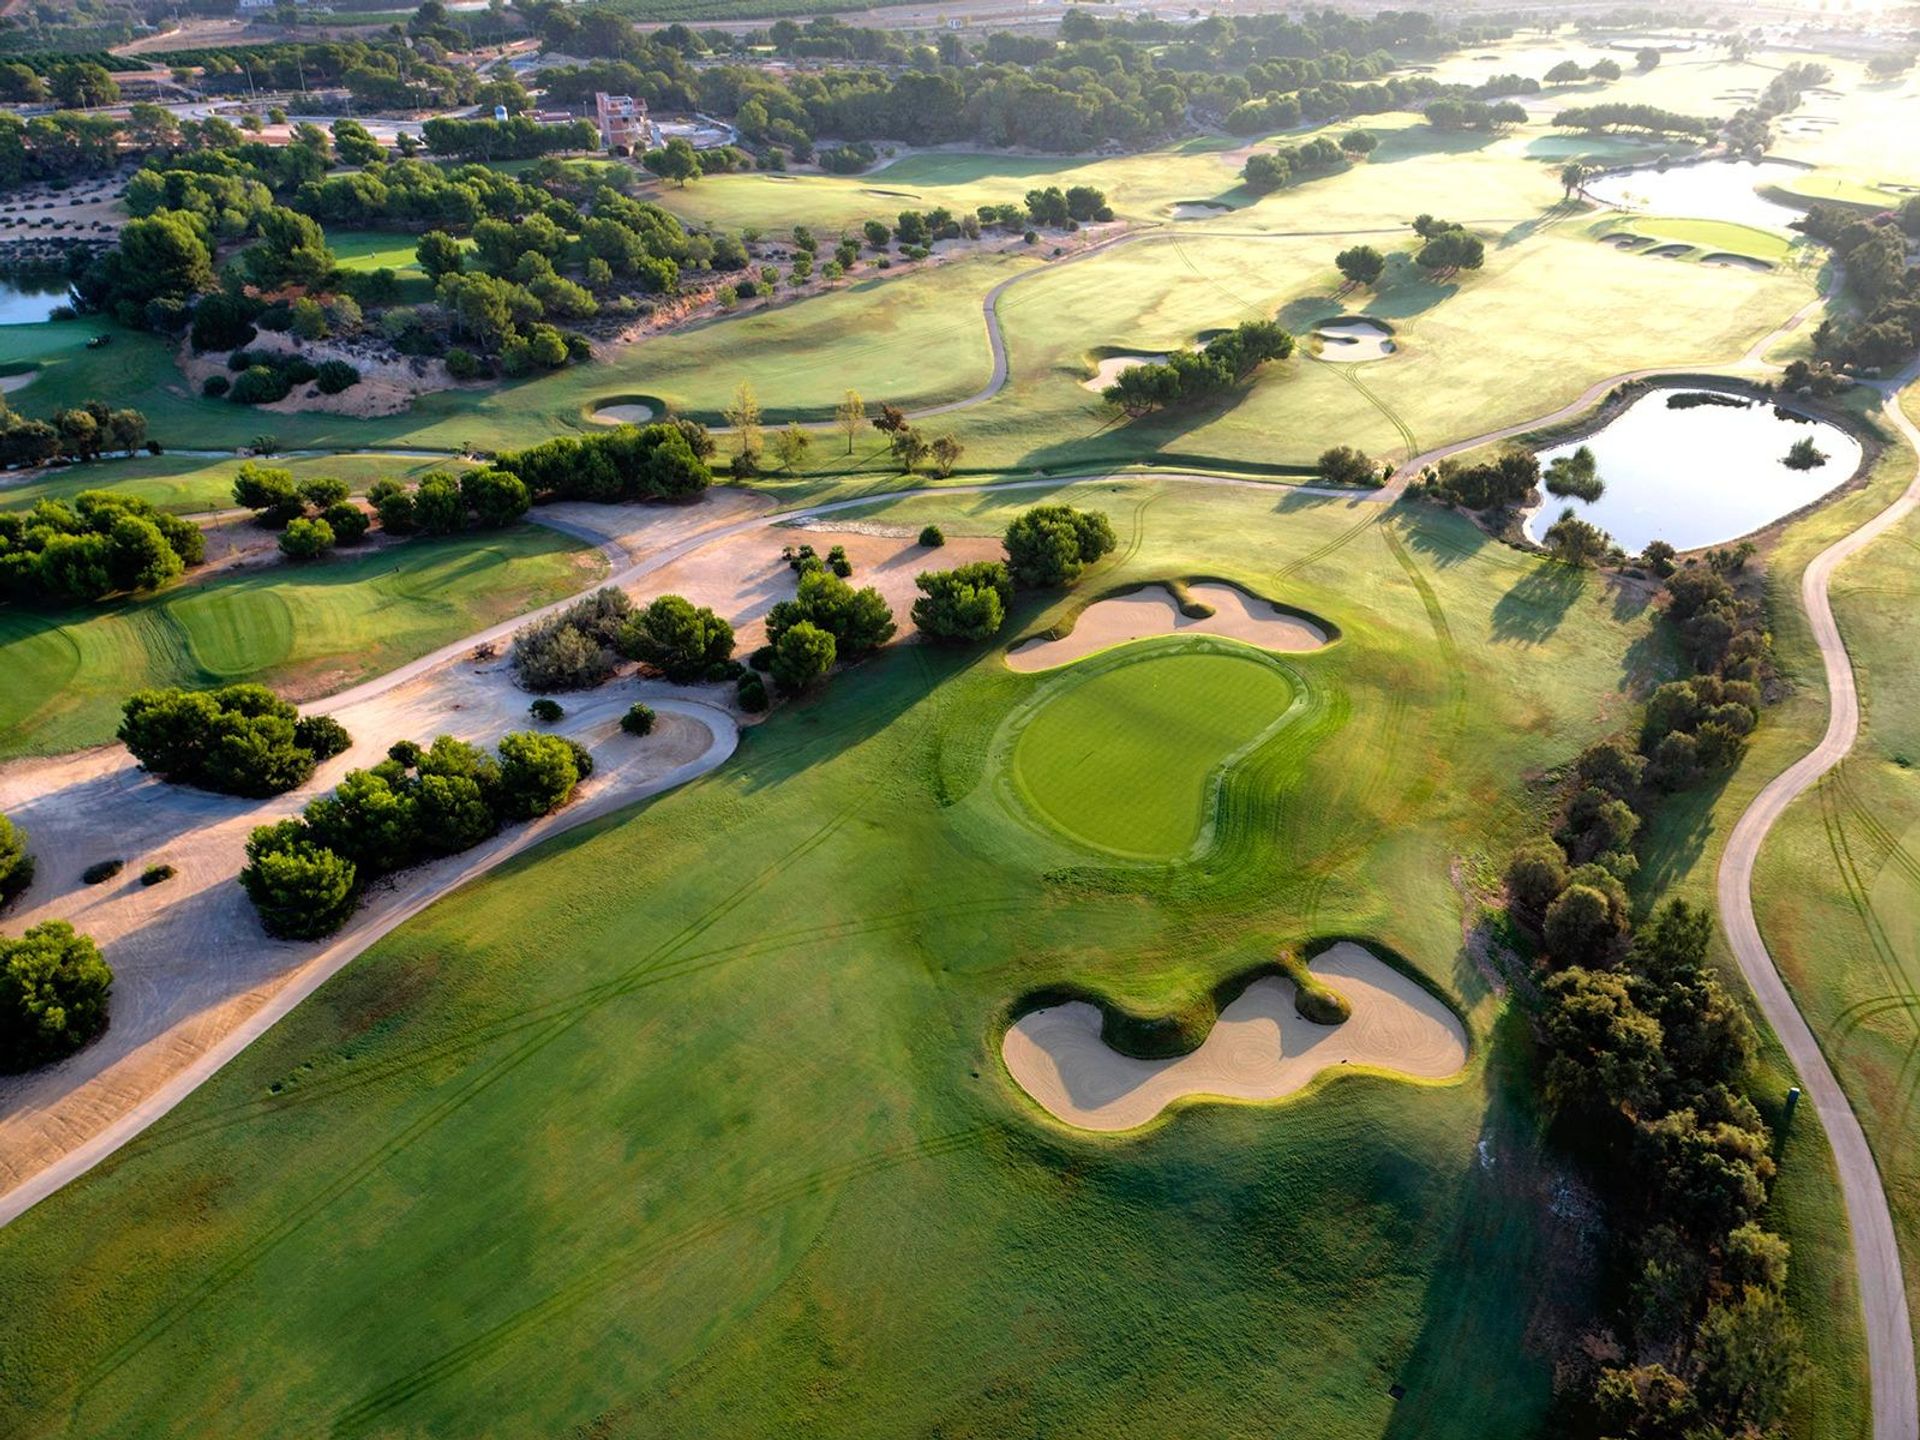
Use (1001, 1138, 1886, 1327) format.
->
(0, 452, 462, 517)
(0, 527, 603, 758)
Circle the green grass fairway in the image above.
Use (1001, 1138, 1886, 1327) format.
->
(1009, 644, 1300, 859)
(0, 452, 464, 517)
(1598, 216, 1795, 264)
(0, 478, 1866, 1438)
(0, 528, 603, 758)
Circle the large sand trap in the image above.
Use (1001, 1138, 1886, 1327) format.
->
(590, 403, 655, 425)
(1169, 201, 1232, 220)
(1312, 317, 1396, 362)
(1006, 581, 1328, 672)
(1702, 253, 1774, 271)
(1081, 353, 1166, 392)
(1002, 942, 1468, 1132)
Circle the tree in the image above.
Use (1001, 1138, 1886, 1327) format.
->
(461, 468, 531, 528)
(1544, 507, 1612, 567)
(0, 810, 31, 905)
(1545, 60, 1587, 85)
(413, 473, 466, 535)
(1544, 877, 1631, 966)
(119, 684, 345, 798)
(1636, 46, 1662, 71)
(723, 380, 762, 472)
(912, 561, 1012, 642)
(835, 389, 866, 453)
(1415, 228, 1485, 277)
(1506, 837, 1570, 920)
(279, 517, 335, 561)
(239, 821, 358, 940)
(643, 137, 702, 185)
(1341, 129, 1378, 157)
(115, 212, 216, 305)
(1691, 1288, 1806, 1430)
(108, 516, 184, 593)
(332, 117, 386, 167)
(49, 61, 119, 109)
(771, 620, 836, 694)
(1317, 445, 1375, 486)
(771, 422, 812, 474)
(416, 230, 465, 280)
(0, 921, 113, 1071)
(618, 594, 735, 682)
(890, 427, 931, 474)
(767, 570, 895, 656)
(1334, 244, 1385, 288)
(1540, 966, 1663, 1114)
(494, 731, 584, 821)
(1559, 161, 1588, 199)
(1003, 504, 1117, 588)
(1243, 151, 1291, 193)
(928, 433, 964, 478)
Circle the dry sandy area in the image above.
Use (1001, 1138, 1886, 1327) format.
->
(1007, 581, 1328, 673)
(0, 371, 38, 395)
(0, 180, 124, 242)
(177, 330, 469, 420)
(1312, 318, 1396, 362)
(638, 524, 1001, 651)
(1081, 353, 1165, 392)
(589, 403, 656, 425)
(1001, 942, 1469, 1133)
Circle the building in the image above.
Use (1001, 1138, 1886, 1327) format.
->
(594, 92, 649, 153)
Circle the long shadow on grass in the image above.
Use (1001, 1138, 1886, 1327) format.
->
(1379, 1007, 1589, 1438)
(1631, 766, 1734, 909)
(1489, 563, 1586, 646)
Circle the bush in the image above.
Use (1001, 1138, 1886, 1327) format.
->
(370, 480, 416, 535)
(770, 621, 836, 694)
(315, 359, 360, 395)
(230, 365, 292, 405)
(278, 516, 334, 561)
(119, 684, 348, 797)
(827, 544, 852, 578)
(617, 594, 735, 682)
(0, 921, 113, 1072)
(494, 730, 585, 821)
(530, 697, 564, 722)
(239, 821, 358, 940)
(510, 587, 631, 691)
(445, 347, 483, 380)
(140, 863, 176, 886)
(202, 374, 231, 398)
(621, 702, 655, 736)
(1003, 504, 1117, 588)
(82, 858, 123, 885)
(736, 672, 769, 712)
(912, 561, 1013, 642)
(323, 502, 370, 544)
(918, 524, 945, 547)
(1317, 445, 1375, 487)
(765, 569, 895, 657)
(0, 812, 31, 906)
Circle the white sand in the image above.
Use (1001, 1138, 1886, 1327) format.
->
(1312, 318, 1396, 362)
(590, 403, 656, 425)
(1006, 581, 1327, 672)
(1002, 942, 1469, 1132)
(1081, 353, 1166, 392)
(0, 371, 38, 394)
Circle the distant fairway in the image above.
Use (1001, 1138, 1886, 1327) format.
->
(1010, 646, 1298, 859)
(0, 529, 603, 758)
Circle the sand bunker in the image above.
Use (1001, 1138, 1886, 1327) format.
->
(1002, 942, 1469, 1132)
(1602, 233, 1653, 250)
(1312, 317, 1395, 362)
(1006, 581, 1328, 672)
(589, 403, 656, 425)
(0, 370, 38, 394)
(1646, 243, 1694, 259)
(1081, 353, 1166, 392)
(1702, 253, 1774, 271)
(1169, 201, 1232, 220)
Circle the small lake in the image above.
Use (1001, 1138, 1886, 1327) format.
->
(1524, 388, 1862, 554)
(0, 276, 70, 326)
(1584, 159, 1810, 232)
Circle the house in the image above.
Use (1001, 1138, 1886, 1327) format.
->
(594, 91, 649, 152)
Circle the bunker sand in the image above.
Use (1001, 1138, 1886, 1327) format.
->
(1002, 942, 1468, 1132)
(1006, 581, 1327, 672)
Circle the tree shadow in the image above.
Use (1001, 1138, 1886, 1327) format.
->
(1496, 204, 1578, 249)
(1394, 507, 1490, 569)
(1631, 768, 1735, 908)
(1489, 563, 1586, 646)
(1359, 255, 1456, 319)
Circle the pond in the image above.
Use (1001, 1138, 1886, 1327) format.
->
(1523, 388, 1863, 554)
(1583, 158, 1810, 232)
(0, 276, 70, 326)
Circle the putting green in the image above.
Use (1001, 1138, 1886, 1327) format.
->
(171, 587, 296, 676)
(1009, 645, 1299, 859)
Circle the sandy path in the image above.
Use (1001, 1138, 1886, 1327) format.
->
(1002, 942, 1467, 1132)
(1717, 356, 1920, 1440)
(1006, 581, 1328, 672)
(1080, 354, 1165, 393)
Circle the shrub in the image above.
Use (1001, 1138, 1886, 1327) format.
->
(278, 516, 335, 561)
(1317, 445, 1375, 487)
(530, 697, 564, 722)
(323, 502, 370, 544)
(918, 524, 945, 547)
(765, 569, 895, 657)
(912, 560, 1013, 642)
(0, 921, 113, 1071)
(369, 480, 416, 535)
(621, 702, 655, 736)
(617, 594, 735, 682)
(1002, 504, 1117, 588)
(827, 544, 852, 577)
(315, 359, 360, 395)
(140, 863, 176, 886)
(119, 684, 348, 797)
(230, 365, 292, 405)
(736, 672, 769, 712)
(82, 858, 123, 885)
(202, 374, 231, 398)
(770, 620, 836, 694)
(510, 587, 632, 691)
(445, 347, 483, 380)
(239, 821, 358, 939)
(0, 812, 31, 905)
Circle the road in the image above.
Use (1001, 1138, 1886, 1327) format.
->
(1716, 362, 1920, 1440)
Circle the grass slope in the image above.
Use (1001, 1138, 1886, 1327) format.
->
(0, 478, 1857, 1437)
(0, 452, 463, 517)
(0, 527, 602, 758)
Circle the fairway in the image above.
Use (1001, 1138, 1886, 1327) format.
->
(1009, 645, 1300, 859)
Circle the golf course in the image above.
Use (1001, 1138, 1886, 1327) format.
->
(0, 11, 1916, 1440)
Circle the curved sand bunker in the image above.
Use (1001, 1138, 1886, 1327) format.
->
(1702, 252, 1774, 271)
(1169, 201, 1232, 219)
(1081, 353, 1167, 392)
(1006, 581, 1328, 672)
(590, 403, 656, 425)
(1003, 942, 1469, 1132)
(1312, 317, 1396, 362)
